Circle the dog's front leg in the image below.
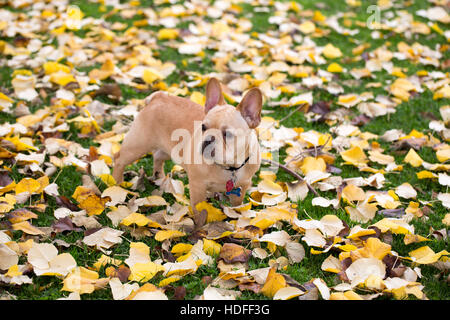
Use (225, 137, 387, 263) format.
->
(229, 181, 250, 207)
(188, 177, 207, 226)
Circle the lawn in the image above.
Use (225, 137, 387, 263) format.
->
(0, 0, 449, 301)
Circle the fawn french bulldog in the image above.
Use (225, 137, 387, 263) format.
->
(112, 78, 262, 221)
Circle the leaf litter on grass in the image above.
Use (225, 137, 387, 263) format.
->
(0, 0, 449, 300)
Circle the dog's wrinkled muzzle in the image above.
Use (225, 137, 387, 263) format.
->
(201, 135, 215, 157)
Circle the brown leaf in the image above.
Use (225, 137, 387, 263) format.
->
(0, 171, 13, 187)
(84, 227, 102, 237)
(219, 243, 251, 264)
(0, 147, 16, 159)
(51, 217, 83, 233)
(6, 208, 38, 224)
(173, 286, 186, 300)
(201, 276, 213, 286)
(55, 195, 79, 211)
(298, 286, 319, 300)
(392, 138, 427, 151)
(238, 282, 261, 294)
(91, 84, 122, 101)
(87, 146, 99, 162)
(310, 101, 330, 116)
(378, 208, 405, 218)
(13, 35, 30, 48)
(108, 265, 131, 283)
(351, 114, 371, 126)
(193, 209, 207, 229)
(383, 254, 405, 278)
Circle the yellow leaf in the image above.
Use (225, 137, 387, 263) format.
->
(257, 179, 284, 195)
(347, 227, 377, 240)
(154, 230, 186, 242)
(0, 194, 16, 213)
(371, 218, 412, 235)
(145, 195, 167, 206)
(125, 283, 158, 300)
(300, 157, 326, 174)
(78, 194, 108, 216)
(62, 267, 108, 294)
(323, 44, 342, 59)
(4, 136, 38, 152)
(43, 61, 71, 75)
(391, 67, 406, 78)
(250, 217, 276, 230)
(171, 243, 193, 257)
(390, 78, 415, 102)
(416, 170, 437, 179)
(261, 267, 287, 298)
(313, 10, 326, 22)
(128, 262, 165, 282)
(203, 239, 221, 256)
(142, 68, 164, 84)
(434, 86, 450, 100)
(5, 264, 22, 277)
(93, 254, 122, 271)
(298, 21, 315, 34)
(405, 201, 421, 217)
(195, 201, 227, 223)
(12, 221, 45, 235)
(430, 23, 444, 35)
(351, 237, 391, 261)
(72, 186, 93, 203)
(341, 184, 366, 202)
(88, 59, 115, 81)
(403, 234, 431, 245)
(340, 146, 368, 167)
(49, 72, 77, 86)
(36, 176, 49, 194)
(158, 276, 182, 287)
(190, 91, 206, 105)
(121, 212, 151, 227)
(404, 148, 423, 167)
(330, 290, 364, 300)
(0, 92, 13, 104)
(100, 174, 116, 187)
(7, 208, 38, 224)
(338, 244, 358, 252)
(409, 246, 449, 264)
(65, 5, 84, 30)
(443, 214, 450, 226)
(157, 28, 179, 40)
(15, 177, 41, 195)
(327, 62, 343, 73)
(436, 148, 450, 163)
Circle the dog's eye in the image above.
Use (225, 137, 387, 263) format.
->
(223, 130, 233, 139)
(202, 124, 207, 131)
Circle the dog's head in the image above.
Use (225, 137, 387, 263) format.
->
(200, 78, 262, 166)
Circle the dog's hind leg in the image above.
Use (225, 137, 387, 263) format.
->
(112, 121, 153, 184)
(151, 150, 171, 180)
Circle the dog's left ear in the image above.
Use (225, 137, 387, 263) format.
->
(205, 77, 225, 113)
(237, 88, 263, 129)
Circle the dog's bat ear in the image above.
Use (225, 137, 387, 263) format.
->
(237, 87, 263, 129)
(205, 77, 225, 113)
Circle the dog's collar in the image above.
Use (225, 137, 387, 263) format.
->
(215, 156, 250, 172)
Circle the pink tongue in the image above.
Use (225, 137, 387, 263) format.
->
(226, 180, 234, 192)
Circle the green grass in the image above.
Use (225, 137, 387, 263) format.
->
(0, 0, 449, 301)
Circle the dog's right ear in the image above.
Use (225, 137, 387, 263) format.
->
(204, 77, 225, 113)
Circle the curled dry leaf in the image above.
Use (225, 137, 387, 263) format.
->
(219, 243, 251, 264)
